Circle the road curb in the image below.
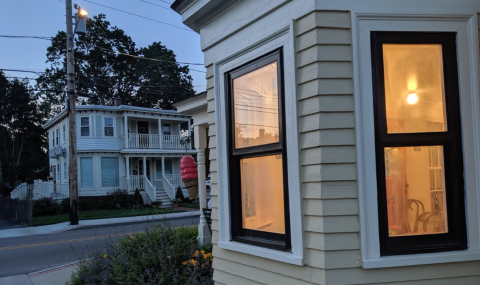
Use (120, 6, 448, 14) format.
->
(28, 261, 81, 277)
(67, 212, 200, 231)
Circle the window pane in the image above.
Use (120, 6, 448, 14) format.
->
(384, 146, 448, 237)
(164, 159, 172, 175)
(81, 117, 89, 127)
(105, 127, 114, 136)
(101, 157, 119, 187)
(233, 62, 279, 148)
(104, 117, 113, 127)
(80, 157, 93, 188)
(81, 127, 89, 136)
(240, 154, 285, 234)
(383, 44, 447, 133)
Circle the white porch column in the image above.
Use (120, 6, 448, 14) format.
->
(126, 156, 130, 191)
(187, 119, 191, 149)
(158, 118, 163, 149)
(124, 114, 128, 148)
(195, 123, 210, 245)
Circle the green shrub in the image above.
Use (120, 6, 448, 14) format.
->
(33, 197, 62, 216)
(61, 198, 70, 213)
(68, 224, 213, 285)
(78, 199, 90, 211)
(133, 188, 144, 207)
(96, 199, 108, 209)
(176, 186, 185, 201)
(106, 189, 133, 209)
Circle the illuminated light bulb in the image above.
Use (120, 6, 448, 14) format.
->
(407, 93, 418, 104)
(79, 9, 88, 17)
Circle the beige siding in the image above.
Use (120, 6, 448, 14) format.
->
(210, 9, 480, 285)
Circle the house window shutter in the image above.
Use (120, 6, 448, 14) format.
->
(101, 157, 119, 187)
(80, 157, 93, 188)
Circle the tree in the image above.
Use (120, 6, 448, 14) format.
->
(0, 72, 48, 195)
(36, 14, 195, 117)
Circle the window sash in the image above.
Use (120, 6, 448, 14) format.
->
(226, 49, 291, 250)
(101, 157, 119, 188)
(80, 117, 90, 137)
(104, 117, 114, 137)
(371, 32, 467, 256)
(80, 157, 93, 188)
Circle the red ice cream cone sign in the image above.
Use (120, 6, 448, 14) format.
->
(180, 156, 199, 199)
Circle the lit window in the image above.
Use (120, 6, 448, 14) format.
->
(371, 32, 466, 255)
(104, 117, 114, 137)
(226, 49, 290, 249)
(80, 117, 90, 137)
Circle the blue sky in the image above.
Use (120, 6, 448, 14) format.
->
(0, 0, 206, 93)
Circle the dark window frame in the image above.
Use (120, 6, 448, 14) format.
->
(225, 48, 291, 251)
(371, 32, 467, 256)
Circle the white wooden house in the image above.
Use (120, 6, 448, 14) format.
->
(41, 103, 194, 204)
(172, 0, 480, 284)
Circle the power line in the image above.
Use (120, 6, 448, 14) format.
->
(0, 35, 53, 40)
(0, 69, 46, 74)
(139, 0, 173, 11)
(83, 0, 194, 32)
(96, 47, 206, 73)
(157, 0, 174, 4)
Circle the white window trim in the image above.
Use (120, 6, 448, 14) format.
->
(100, 156, 120, 189)
(103, 116, 116, 138)
(214, 24, 303, 265)
(352, 13, 480, 268)
(79, 115, 92, 137)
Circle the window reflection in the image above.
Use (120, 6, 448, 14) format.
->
(241, 155, 285, 234)
(233, 62, 279, 148)
(383, 44, 447, 133)
(385, 145, 448, 237)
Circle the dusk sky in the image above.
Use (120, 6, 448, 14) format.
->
(0, 0, 207, 93)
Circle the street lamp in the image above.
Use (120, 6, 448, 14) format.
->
(73, 4, 87, 35)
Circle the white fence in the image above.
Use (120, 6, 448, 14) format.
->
(126, 134, 190, 150)
(10, 180, 69, 200)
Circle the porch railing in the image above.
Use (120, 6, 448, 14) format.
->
(143, 174, 156, 202)
(124, 175, 144, 192)
(163, 175, 175, 200)
(126, 134, 190, 150)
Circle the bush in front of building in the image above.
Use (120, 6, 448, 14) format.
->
(133, 188, 144, 207)
(106, 189, 136, 209)
(68, 224, 213, 285)
(33, 197, 63, 216)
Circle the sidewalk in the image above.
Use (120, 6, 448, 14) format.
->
(0, 262, 79, 285)
(0, 210, 200, 238)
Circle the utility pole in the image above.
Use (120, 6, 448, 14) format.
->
(66, 0, 78, 225)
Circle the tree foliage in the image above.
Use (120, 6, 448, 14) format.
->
(0, 72, 48, 195)
(36, 14, 195, 116)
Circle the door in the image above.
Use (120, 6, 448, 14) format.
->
(138, 121, 149, 148)
(138, 159, 151, 181)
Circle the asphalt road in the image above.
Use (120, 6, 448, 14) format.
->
(0, 216, 199, 277)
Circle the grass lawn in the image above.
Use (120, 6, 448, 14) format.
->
(31, 208, 184, 227)
(178, 202, 200, 209)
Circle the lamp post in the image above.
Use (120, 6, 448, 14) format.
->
(65, 1, 87, 225)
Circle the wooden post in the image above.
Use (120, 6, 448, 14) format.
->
(66, 0, 79, 225)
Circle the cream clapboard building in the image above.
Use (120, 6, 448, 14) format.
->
(172, 0, 480, 284)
